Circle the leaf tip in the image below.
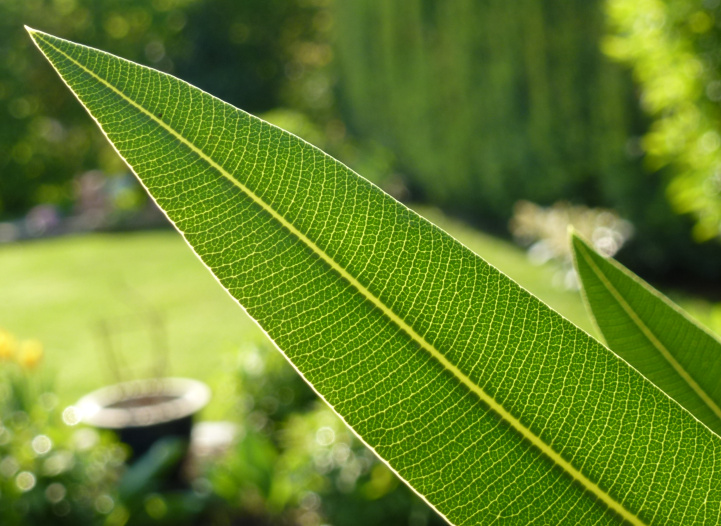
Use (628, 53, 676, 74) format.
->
(25, 27, 58, 62)
(25, 26, 45, 48)
(568, 226, 586, 251)
(569, 229, 598, 271)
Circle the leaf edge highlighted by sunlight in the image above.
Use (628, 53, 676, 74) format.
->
(27, 27, 721, 525)
(572, 232, 721, 437)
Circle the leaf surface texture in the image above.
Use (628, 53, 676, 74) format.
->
(29, 29, 721, 525)
(572, 233, 721, 437)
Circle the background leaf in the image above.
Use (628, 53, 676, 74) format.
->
(572, 233, 721, 436)
(28, 28, 721, 525)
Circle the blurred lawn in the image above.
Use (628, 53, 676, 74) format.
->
(0, 230, 263, 418)
(0, 208, 602, 417)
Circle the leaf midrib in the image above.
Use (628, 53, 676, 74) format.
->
(575, 241, 721, 424)
(31, 29, 644, 526)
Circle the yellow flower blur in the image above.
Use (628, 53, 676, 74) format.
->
(0, 329, 17, 361)
(18, 339, 43, 369)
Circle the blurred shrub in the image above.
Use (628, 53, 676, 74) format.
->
(206, 343, 448, 526)
(510, 200, 633, 289)
(1, 0, 331, 219)
(604, 0, 721, 241)
(0, 328, 124, 526)
(0, 329, 211, 525)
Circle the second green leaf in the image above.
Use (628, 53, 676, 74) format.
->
(572, 233, 721, 436)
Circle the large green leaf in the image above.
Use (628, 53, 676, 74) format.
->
(572, 233, 721, 437)
(28, 28, 721, 525)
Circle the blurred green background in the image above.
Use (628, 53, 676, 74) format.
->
(4, 0, 721, 524)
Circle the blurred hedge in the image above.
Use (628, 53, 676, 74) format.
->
(334, 1, 640, 223)
(332, 0, 721, 280)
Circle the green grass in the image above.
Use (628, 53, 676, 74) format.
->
(0, 208, 593, 416)
(0, 230, 262, 417)
(3, 206, 719, 421)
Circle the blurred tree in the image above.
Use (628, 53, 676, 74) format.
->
(1, 0, 186, 217)
(179, 0, 334, 118)
(0, 0, 331, 219)
(604, 0, 721, 241)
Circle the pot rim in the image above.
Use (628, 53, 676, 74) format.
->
(76, 377, 211, 429)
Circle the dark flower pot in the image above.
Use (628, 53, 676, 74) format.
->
(77, 378, 210, 461)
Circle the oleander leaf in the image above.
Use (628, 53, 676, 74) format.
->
(28, 28, 721, 525)
(572, 233, 721, 437)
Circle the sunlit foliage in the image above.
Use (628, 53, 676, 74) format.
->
(604, 0, 721, 240)
(0, 0, 329, 218)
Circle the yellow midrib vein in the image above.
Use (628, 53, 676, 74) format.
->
(30, 29, 644, 526)
(577, 243, 721, 424)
